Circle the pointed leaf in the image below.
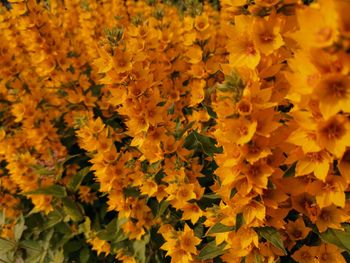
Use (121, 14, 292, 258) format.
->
(0, 237, 16, 254)
(14, 215, 26, 242)
(255, 227, 287, 255)
(197, 241, 227, 260)
(184, 131, 222, 157)
(67, 166, 90, 192)
(283, 162, 296, 178)
(80, 246, 90, 263)
(62, 198, 83, 222)
(320, 228, 350, 253)
(206, 223, 235, 235)
(235, 213, 244, 231)
(25, 185, 67, 198)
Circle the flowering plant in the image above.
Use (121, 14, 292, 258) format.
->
(1, 0, 350, 262)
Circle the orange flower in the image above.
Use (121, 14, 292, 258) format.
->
(252, 15, 284, 55)
(317, 243, 346, 263)
(189, 79, 206, 106)
(315, 205, 348, 232)
(93, 48, 113, 73)
(316, 115, 350, 158)
(194, 15, 209, 32)
(313, 73, 350, 118)
(185, 46, 203, 64)
(309, 175, 347, 208)
(182, 203, 203, 224)
(292, 245, 318, 263)
(285, 218, 311, 241)
(113, 49, 132, 73)
(178, 225, 201, 254)
(87, 236, 110, 256)
(295, 150, 332, 181)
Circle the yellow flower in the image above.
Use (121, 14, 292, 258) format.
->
(292, 245, 318, 263)
(317, 243, 346, 263)
(316, 115, 350, 158)
(182, 203, 203, 224)
(313, 73, 350, 118)
(29, 195, 53, 215)
(93, 48, 113, 73)
(215, 118, 257, 146)
(113, 49, 132, 73)
(242, 200, 265, 225)
(243, 160, 274, 195)
(178, 225, 201, 254)
(166, 183, 196, 209)
(309, 175, 347, 208)
(88, 236, 110, 256)
(194, 15, 209, 32)
(140, 179, 158, 197)
(293, 0, 339, 48)
(252, 15, 284, 55)
(189, 79, 206, 106)
(295, 150, 332, 181)
(78, 186, 97, 205)
(285, 218, 311, 241)
(315, 205, 348, 232)
(185, 46, 203, 64)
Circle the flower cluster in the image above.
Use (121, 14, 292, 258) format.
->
(1, 0, 350, 262)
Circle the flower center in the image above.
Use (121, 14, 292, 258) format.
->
(260, 32, 274, 43)
(321, 121, 345, 140)
(328, 80, 347, 98)
(306, 152, 323, 162)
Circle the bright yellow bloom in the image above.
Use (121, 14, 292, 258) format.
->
(315, 205, 348, 232)
(292, 245, 318, 263)
(316, 115, 350, 158)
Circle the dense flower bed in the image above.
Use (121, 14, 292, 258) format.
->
(1, 0, 350, 262)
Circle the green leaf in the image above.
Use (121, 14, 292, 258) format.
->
(236, 213, 244, 231)
(320, 228, 350, 253)
(19, 240, 41, 251)
(80, 246, 90, 263)
(202, 193, 221, 199)
(0, 237, 16, 254)
(19, 240, 42, 261)
(197, 241, 227, 260)
(254, 251, 262, 263)
(25, 185, 67, 198)
(67, 166, 90, 192)
(174, 121, 195, 140)
(230, 188, 237, 198)
(14, 215, 26, 242)
(63, 240, 82, 254)
(194, 223, 204, 238)
(96, 218, 127, 242)
(29, 164, 55, 176)
(52, 248, 64, 263)
(283, 162, 296, 178)
(79, 217, 91, 236)
(206, 223, 235, 235)
(123, 186, 140, 197)
(42, 210, 64, 230)
(61, 198, 83, 222)
(254, 227, 287, 255)
(167, 102, 175, 115)
(184, 131, 222, 157)
(157, 200, 170, 217)
(133, 235, 150, 263)
(203, 104, 217, 119)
